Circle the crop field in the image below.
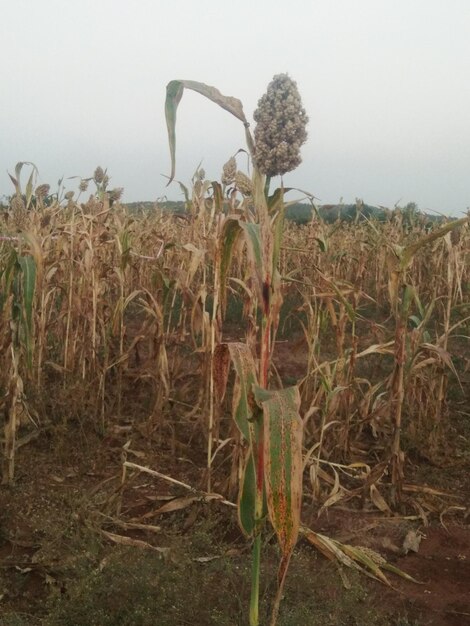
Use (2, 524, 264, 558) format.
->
(1, 78, 470, 626)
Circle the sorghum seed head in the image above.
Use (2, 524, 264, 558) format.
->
(94, 166, 105, 184)
(221, 156, 237, 186)
(79, 179, 89, 193)
(35, 184, 50, 198)
(11, 195, 27, 229)
(65, 191, 74, 200)
(11, 195, 25, 213)
(235, 171, 253, 196)
(253, 73, 308, 177)
(356, 546, 386, 566)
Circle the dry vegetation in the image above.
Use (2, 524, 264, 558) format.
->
(0, 160, 469, 624)
(1, 74, 469, 626)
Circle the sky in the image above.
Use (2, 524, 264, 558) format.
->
(1, 0, 470, 215)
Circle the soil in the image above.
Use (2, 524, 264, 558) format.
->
(1, 329, 469, 625)
(311, 510, 470, 626)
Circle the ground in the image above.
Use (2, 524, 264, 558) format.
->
(0, 330, 469, 626)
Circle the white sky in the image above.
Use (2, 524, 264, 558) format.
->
(1, 0, 470, 214)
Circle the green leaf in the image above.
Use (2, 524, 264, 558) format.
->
(219, 218, 243, 314)
(268, 187, 293, 213)
(25, 168, 36, 209)
(164, 81, 184, 186)
(401, 284, 415, 318)
(238, 450, 257, 537)
(240, 222, 264, 300)
(219, 342, 259, 537)
(253, 385, 303, 559)
(314, 236, 328, 253)
(219, 218, 265, 313)
(408, 315, 421, 328)
(17, 255, 36, 368)
(10, 161, 39, 198)
(272, 188, 286, 272)
(18, 256, 36, 332)
(8, 173, 20, 195)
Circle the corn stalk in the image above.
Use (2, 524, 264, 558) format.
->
(386, 216, 469, 504)
(0, 241, 39, 483)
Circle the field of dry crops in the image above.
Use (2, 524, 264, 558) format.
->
(1, 165, 470, 625)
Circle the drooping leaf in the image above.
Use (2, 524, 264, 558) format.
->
(400, 216, 469, 270)
(177, 80, 248, 121)
(165, 80, 248, 185)
(164, 81, 184, 186)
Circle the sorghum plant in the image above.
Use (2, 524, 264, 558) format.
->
(165, 74, 308, 626)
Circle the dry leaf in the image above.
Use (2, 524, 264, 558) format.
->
(100, 530, 169, 556)
(193, 555, 221, 563)
(370, 484, 391, 513)
(402, 530, 423, 554)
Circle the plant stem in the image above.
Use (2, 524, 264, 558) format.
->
(249, 533, 262, 626)
(264, 176, 271, 200)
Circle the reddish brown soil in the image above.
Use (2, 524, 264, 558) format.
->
(1, 426, 469, 625)
(1, 328, 469, 624)
(389, 526, 470, 626)
(308, 508, 470, 626)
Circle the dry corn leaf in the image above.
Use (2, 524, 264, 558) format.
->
(100, 530, 169, 555)
(370, 484, 392, 513)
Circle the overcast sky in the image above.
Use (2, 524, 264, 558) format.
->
(1, 0, 470, 214)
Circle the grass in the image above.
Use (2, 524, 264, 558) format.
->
(0, 525, 421, 626)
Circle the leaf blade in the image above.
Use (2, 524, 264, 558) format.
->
(165, 80, 248, 184)
(254, 385, 303, 557)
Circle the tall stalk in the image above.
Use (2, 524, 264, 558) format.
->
(165, 75, 307, 625)
(387, 217, 469, 504)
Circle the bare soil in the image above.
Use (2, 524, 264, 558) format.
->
(1, 330, 469, 625)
